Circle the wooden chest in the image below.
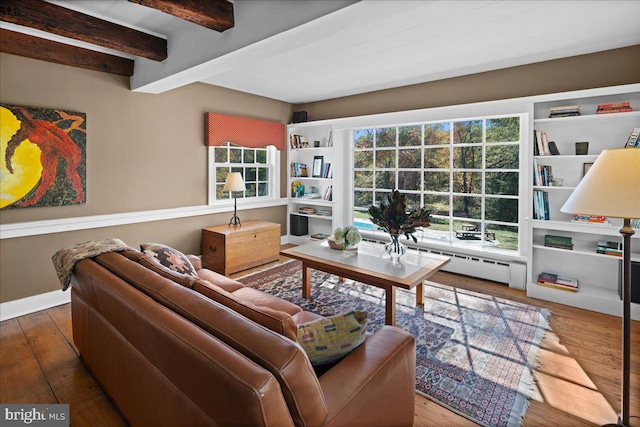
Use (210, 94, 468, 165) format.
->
(201, 221, 280, 275)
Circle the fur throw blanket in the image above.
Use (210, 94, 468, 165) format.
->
(52, 238, 134, 290)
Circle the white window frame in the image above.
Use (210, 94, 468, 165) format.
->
(207, 144, 280, 206)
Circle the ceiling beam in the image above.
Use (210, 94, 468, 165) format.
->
(0, 29, 134, 76)
(0, 0, 167, 61)
(128, 0, 234, 32)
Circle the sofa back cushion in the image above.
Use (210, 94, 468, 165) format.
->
(93, 252, 328, 427)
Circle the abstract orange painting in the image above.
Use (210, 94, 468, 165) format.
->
(0, 104, 86, 209)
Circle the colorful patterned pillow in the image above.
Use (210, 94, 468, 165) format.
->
(140, 243, 199, 279)
(297, 310, 368, 366)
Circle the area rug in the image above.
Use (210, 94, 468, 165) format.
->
(238, 260, 550, 427)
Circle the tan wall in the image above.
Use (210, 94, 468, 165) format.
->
(298, 45, 640, 121)
(0, 53, 292, 303)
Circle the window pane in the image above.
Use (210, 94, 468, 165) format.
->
(399, 125, 421, 146)
(453, 120, 482, 144)
(256, 149, 267, 164)
(354, 150, 373, 169)
(453, 146, 482, 169)
(354, 190, 373, 208)
(424, 147, 449, 168)
(246, 183, 256, 197)
(485, 172, 519, 195)
(354, 170, 373, 188)
(230, 148, 242, 163)
(424, 171, 449, 192)
(452, 172, 481, 193)
(258, 167, 268, 181)
(216, 184, 227, 200)
(486, 117, 520, 143)
(398, 171, 421, 191)
(216, 168, 229, 183)
(244, 167, 256, 182)
(258, 182, 268, 196)
(215, 147, 228, 163)
(453, 195, 481, 219)
(486, 145, 519, 169)
(231, 166, 242, 174)
(354, 129, 373, 148)
(375, 171, 395, 190)
(374, 191, 392, 206)
(398, 148, 421, 168)
(376, 150, 396, 168)
(403, 193, 420, 211)
(489, 224, 519, 250)
(243, 149, 255, 163)
(424, 194, 450, 216)
(376, 127, 396, 148)
(486, 198, 518, 223)
(425, 123, 450, 145)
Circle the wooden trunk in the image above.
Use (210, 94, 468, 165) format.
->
(201, 221, 280, 275)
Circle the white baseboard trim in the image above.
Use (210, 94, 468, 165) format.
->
(1, 289, 71, 322)
(0, 198, 288, 240)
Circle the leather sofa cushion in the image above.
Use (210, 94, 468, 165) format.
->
(232, 287, 303, 316)
(192, 280, 299, 342)
(194, 267, 245, 293)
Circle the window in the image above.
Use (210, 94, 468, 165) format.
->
(208, 142, 279, 204)
(353, 115, 522, 251)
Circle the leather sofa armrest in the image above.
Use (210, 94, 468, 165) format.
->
(187, 255, 202, 270)
(319, 326, 416, 427)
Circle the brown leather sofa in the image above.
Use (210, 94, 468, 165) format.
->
(70, 250, 416, 426)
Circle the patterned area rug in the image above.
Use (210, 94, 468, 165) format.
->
(238, 260, 550, 427)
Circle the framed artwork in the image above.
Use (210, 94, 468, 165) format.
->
(583, 162, 594, 177)
(312, 155, 323, 178)
(1, 104, 86, 209)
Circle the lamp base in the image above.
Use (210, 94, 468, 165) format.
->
(228, 214, 241, 227)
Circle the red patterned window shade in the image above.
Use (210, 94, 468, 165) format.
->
(205, 112, 285, 151)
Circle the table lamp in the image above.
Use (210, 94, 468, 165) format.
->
(561, 148, 640, 427)
(223, 172, 245, 227)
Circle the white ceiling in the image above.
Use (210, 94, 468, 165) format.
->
(5, 1, 640, 104)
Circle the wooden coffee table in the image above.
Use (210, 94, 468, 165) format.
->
(280, 240, 451, 326)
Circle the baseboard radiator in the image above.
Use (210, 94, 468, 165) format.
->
(361, 237, 526, 289)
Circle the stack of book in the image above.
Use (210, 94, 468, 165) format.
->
(624, 128, 640, 148)
(533, 160, 553, 186)
(298, 207, 316, 215)
(533, 131, 552, 156)
(321, 162, 333, 178)
(549, 105, 581, 118)
(597, 240, 622, 257)
(533, 190, 549, 220)
(544, 235, 573, 250)
(537, 272, 579, 292)
(323, 186, 333, 201)
(597, 101, 632, 114)
(572, 214, 609, 225)
(290, 162, 308, 177)
(316, 208, 332, 217)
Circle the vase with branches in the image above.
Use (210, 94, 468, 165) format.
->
(368, 190, 431, 261)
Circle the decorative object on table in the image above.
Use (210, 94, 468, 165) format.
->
(1, 104, 86, 209)
(368, 190, 431, 261)
(561, 148, 640, 427)
(312, 155, 323, 177)
(223, 172, 245, 226)
(328, 226, 361, 251)
(239, 260, 550, 427)
(575, 141, 589, 155)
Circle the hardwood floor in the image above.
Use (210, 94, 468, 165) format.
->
(1, 252, 639, 426)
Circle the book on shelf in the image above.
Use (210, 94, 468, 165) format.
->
(290, 162, 308, 177)
(321, 162, 332, 178)
(544, 235, 573, 250)
(532, 160, 554, 186)
(533, 190, 550, 220)
(571, 214, 610, 225)
(316, 208, 332, 216)
(597, 102, 632, 114)
(596, 240, 622, 257)
(549, 105, 581, 118)
(289, 134, 310, 149)
(624, 128, 640, 148)
(534, 131, 552, 156)
(537, 272, 579, 292)
(298, 207, 316, 215)
(323, 185, 333, 201)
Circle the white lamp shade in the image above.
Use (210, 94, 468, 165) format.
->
(560, 148, 640, 219)
(223, 172, 246, 192)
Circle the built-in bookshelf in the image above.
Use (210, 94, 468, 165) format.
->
(287, 122, 344, 244)
(527, 87, 640, 319)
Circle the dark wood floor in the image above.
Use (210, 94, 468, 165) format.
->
(1, 253, 639, 427)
